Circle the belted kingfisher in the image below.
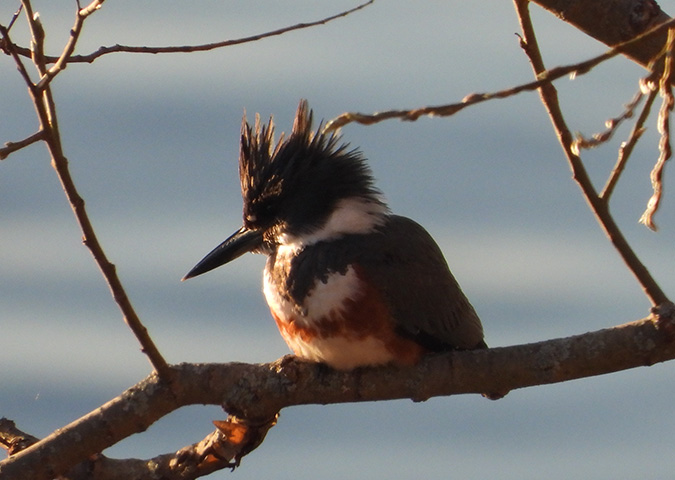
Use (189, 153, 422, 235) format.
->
(183, 100, 486, 370)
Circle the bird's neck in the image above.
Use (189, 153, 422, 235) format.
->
(277, 196, 388, 253)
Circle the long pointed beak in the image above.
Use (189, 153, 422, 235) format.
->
(182, 226, 263, 281)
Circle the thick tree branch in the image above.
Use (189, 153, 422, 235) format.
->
(2, 308, 675, 480)
(531, 0, 670, 67)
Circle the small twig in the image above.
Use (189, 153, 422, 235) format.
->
(0, 25, 35, 91)
(513, 0, 669, 307)
(6, 4, 24, 31)
(0, 130, 45, 160)
(601, 85, 659, 201)
(35, 0, 106, 90)
(324, 72, 578, 132)
(640, 27, 675, 231)
(7, 0, 373, 65)
(572, 90, 645, 152)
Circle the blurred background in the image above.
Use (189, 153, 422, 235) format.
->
(2, 1, 675, 479)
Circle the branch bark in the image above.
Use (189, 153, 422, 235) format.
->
(532, 0, 670, 67)
(1, 307, 674, 480)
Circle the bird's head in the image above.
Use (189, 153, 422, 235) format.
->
(183, 100, 387, 281)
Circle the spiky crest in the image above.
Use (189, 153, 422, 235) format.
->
(237, 100, 385, 238)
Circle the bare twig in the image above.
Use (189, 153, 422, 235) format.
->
(325, 15, 675, 132)
(6, 0, 374, 66)
(601, 84, 659, 201)
(513, 0, 669, 307)
(0, 130, 45, 160)
(6, 4, 23, 31)
(3, 1, 172, 380)
(0, 23, 36, 88)
(640, 27, 675, 230)
(2, 308, 675, 480)
(35, 0, 106, 90)
(572, 89, 645, 152)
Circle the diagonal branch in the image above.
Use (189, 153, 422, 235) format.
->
(1, 307, 674, 480)
(3, 1, 172, 380)
(324, 15, 675, 132)
(514, 0, 670, 307)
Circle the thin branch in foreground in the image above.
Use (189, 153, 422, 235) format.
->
(6, 0, 373, 65)
(324, 15, 675, 132)
(640, 27, 675, 231)
(513, 0, 670, 307)
(1, 308, 675, 480)
(323, 44, 622, 131)
(0, 130, 45, 160)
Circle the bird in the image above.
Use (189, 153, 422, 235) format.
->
(182, 100, 486, 370)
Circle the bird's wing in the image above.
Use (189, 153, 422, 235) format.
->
(356, 215, 485, 351)
(284, 215, 485, 350)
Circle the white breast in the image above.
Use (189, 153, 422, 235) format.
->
(262, 261, 395, 370)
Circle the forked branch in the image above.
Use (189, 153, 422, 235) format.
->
(513, 0, 669, 306)
(1, 0, 172, 379)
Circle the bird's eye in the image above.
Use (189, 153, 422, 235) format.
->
(245, 200, 278, 228)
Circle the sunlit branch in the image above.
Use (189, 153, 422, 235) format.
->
(35, 0, 106, 90)
(2, 308, 675, 480)
(325, 15, 675, 131)
(0, 130, 45, 160)
(513, 0, 669, 307)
